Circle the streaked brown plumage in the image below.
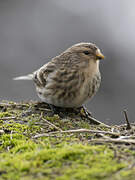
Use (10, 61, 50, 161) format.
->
(14, 42, 104, 107)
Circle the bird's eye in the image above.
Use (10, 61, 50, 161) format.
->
(83, 51, 90, 55)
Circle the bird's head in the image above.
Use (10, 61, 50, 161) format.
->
(67, 42, 104, 62)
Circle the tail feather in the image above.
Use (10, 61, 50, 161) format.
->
(13, 74, 34, 80)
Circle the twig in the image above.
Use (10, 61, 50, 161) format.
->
(87, 116, 110, 127)
(81, 106, 110, 127)
(0, 130, 4, 135)
(123, 109, 131, 130)
(32, 133, 74, 139)
(42, 118, 62, 131)
(96, 133, 110, 139)
(32, 133, 50, 138)
(49, 129, 119, 136)
(0, 102, 30, 108)
(10, 131, 13, 140)
(38, 108, 52, 112)
(33, 128, 120, 139)
(89, 138, 135, 145)
(41, 113, 62, 131)
(0, 102, 17, 107)
(0, 116, 16, 120)
(118, 135, 135, 140)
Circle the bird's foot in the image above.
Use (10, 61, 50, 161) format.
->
(79, 106, 110, 127)
(48, 104, 68, 118)
(48, 104, 60, 116)
(79, 106, 92, 117)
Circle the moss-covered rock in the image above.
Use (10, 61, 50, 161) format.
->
(0, 101, 135, 180)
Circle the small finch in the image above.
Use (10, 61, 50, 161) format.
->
(13, 42, 104, 108)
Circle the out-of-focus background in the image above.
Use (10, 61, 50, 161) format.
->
(1, 0, 135, 124)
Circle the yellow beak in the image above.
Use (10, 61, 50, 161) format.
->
(96, 50, 105, 60)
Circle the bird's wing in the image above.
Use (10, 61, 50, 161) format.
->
(13, 59, 57, 87)
(34, 61, 57, 87)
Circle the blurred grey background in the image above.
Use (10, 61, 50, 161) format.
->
(0, 0, 135, 125)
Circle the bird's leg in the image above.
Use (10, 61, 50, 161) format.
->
(79, 106, 110, 127)
(48, 104, 67, 117)
(48, 104, 60, 116)
(80, 106, 92, 117)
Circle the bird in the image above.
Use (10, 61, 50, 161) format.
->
(13, 42, 104, 110)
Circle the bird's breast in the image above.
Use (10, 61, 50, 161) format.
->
(87, 72, 101, 98)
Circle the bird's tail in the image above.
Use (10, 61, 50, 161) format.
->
(13, 74, 34, 80)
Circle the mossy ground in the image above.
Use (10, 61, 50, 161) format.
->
(0, 101, 135, 180)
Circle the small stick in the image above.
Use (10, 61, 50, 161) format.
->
(97, 133, 110, 139)
(81, 106, 110, 127)
(123, 109, 131, 130)
(0, 116, 16, 120)
(41, 113, 62, 131)
(32, 133, 74, 139)
(0, 102, 17, 106)
(49, 129, 119, 136)
(0, 102, 30, 107)
(89, 138, 135, 145)
(0, 130, 4, 135)
(38, 108, 52, 112)
(88, 116, 110, 127)
(33, 128, 120, 139)
(42, 118, 62, 131)
(10, 131, 13, 140)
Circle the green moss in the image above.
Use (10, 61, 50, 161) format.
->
(0, 101, 135, 180)
(0, 112, 12, 118)
(1, 120, 41, 138)
(120, 169, 135, 180)
(0, 137, 125, 180)
(46, 115, 60, 122)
